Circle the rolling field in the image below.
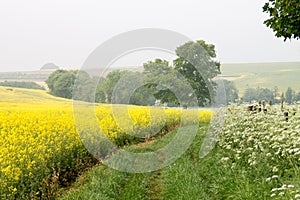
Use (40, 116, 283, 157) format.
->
(221, 62, 300, 95)
(1, 78, 300, 199)
(0, 86, 212, 199)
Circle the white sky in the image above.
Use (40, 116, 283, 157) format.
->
(0, 0, 299, 72)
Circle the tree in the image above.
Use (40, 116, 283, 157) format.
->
(257, 88, 274, 102)
(223, 80, 238, 104)
(174, 40, 220, 106)
(46, 70, 77, 98)
(143, 59, 196, 106)
(129, 85, 156, 106)
(242, 87, 274, 103)
(46, 70, 68, 92)
(53, 72, 76, 98)
(95, 77, 106, 103)
(285, 87, 293, 104)
(242, 88, 258, 103)
(143, 59, 179, 105)
(73, 71, 97, 102)
(263, 0, 300, 41)
(99, 70, 129, 103)
(46, 70, 96, 101)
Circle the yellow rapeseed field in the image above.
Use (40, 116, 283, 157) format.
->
(0, 86, 213, 199)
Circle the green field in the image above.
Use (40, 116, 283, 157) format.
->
(221, 62, 300, 95)
(59, 104, 300, 200)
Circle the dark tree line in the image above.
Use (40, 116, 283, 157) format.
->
(241, 86, 300, 104)
(46, 40, 236, 107)
(0, 81, 45, 90)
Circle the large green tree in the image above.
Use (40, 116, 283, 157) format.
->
(143, 59, 196, 106)
(46, 70, 77, 98)
(173, 40, 220, 106)
(46, 70, 96, 101)
(97, 70, 129, 103)
(73, 71, 97, 102)
(263, 0, 300, 41)
(143, 59, 178, 105)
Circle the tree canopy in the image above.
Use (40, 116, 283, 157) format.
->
(143, 59, 195, 106)
(174, 40, 220, 106)
(242, 87, 274, 103)
(46, 40, 221, 107)
(263, 0, 300, 41)
(46, 70, 96, 101)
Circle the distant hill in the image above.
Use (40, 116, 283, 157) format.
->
(40, 63, 59, 71)
(220, 62, 300, 95)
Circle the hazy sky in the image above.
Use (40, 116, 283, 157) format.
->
(0, 0, 299, 72)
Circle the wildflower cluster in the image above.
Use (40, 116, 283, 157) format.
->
(219, 104, 300, 199)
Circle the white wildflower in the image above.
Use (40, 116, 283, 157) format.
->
(278, 192, 284, 196)
(271, 175, 279, 179)
(272, 166, 279, 172)
(270, 193, 276, 198)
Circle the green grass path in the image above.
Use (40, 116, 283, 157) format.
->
(58, 122, 291, 200)
(58, 124, 213, 200)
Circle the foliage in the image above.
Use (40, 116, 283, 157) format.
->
(285, 87, 294, 104)
(240, 86, 299, 104)
(97, 70, 128, 103)
(45, 39, 221, 107)
(0, 81, 45, 90)
(223, 80, 239, 104)
(174, 40, 220, 106)
(129, 85, 156, 106)
(143, 59, 195, 106)
(46, 70, 97, 102)
(263, 0, 300, 41)
(46, 70, 76, 98)
(73, 71, 97, 102)
(53, 72, 76, 99)
(242, 87, 274, 103)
